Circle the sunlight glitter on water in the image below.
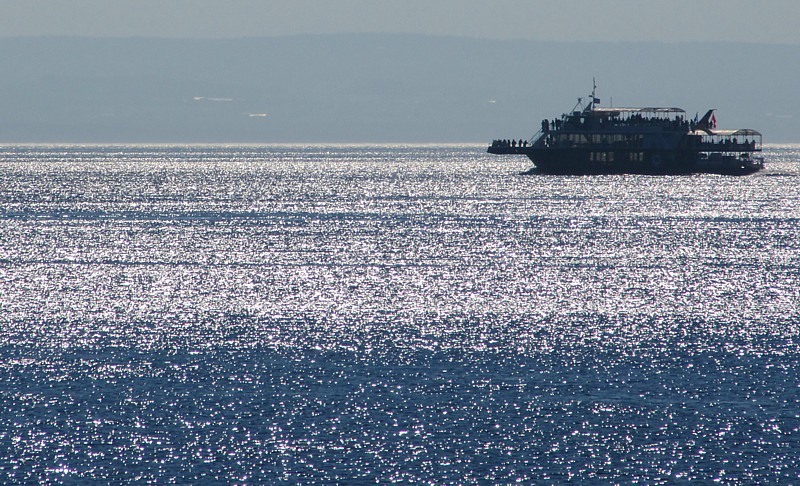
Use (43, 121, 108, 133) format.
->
(0, 145, 799, 483)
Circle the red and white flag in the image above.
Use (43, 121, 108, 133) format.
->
(710, 113, 717, 129)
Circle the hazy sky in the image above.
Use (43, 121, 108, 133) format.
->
(2, 0, 799, 44)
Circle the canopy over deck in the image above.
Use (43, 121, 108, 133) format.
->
(589, 107, 686, 116)
(690, 128, 762, 137)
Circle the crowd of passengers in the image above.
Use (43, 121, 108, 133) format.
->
(703, 138, 758, 150)
(538, 134, 758, 151)
(541, 115, 694, 132)
(491, 139, 529, 148)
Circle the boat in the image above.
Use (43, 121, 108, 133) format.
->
(488, 82, 764, 175)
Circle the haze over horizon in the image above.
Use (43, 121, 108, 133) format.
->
(4, 0, 800, 44)
(2, 1, 799, 143)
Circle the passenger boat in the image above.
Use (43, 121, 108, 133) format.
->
(488, 82, 764, 175)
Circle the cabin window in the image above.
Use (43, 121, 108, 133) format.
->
(593, 152, 613, 162)
(628, 152, 644, 162)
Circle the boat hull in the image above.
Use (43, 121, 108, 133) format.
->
(526, 148, 694, 175)
(488, 146, 763, 175)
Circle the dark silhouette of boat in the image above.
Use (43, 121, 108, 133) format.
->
(488, 82, 764, 175)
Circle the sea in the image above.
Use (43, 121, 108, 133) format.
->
(0, 144, 798, 484)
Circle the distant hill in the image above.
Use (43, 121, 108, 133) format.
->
(0, 34, 797, 143)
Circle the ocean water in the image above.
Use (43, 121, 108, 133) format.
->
(0, 144, 798, 484)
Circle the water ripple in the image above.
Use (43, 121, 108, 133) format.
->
(0, 145, 798, 483)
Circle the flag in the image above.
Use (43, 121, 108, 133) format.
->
(710, 113, 717, 129)
(593, 97, 600, 104)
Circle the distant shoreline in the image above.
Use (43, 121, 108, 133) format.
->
(1, 35, 796, 142)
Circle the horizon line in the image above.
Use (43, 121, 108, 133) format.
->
(0, 33, 798, 47)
